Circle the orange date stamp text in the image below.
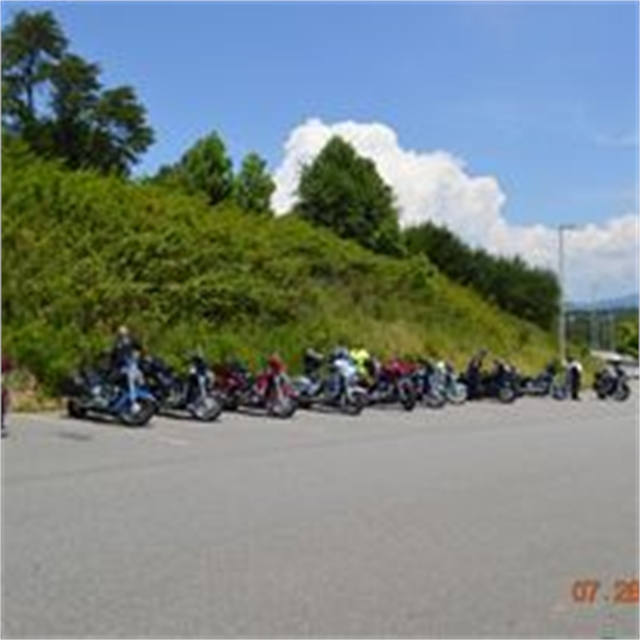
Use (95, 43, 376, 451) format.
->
(571, 579, 638, 605)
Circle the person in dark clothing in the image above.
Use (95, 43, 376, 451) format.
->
(567, 356, 583, 400)
(110, 326, 142, 371)
(465, 349, 487, 400)
(108, 326, 143, 388)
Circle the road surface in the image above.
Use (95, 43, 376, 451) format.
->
(2, 393, 638, 637)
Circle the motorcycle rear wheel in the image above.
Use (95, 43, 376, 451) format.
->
(67, 398, 87, 419)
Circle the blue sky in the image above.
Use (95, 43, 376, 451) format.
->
(2, 1, 638, 298)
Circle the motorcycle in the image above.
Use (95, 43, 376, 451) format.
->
(367, 358, 417, 411)
(214, 356, 297, 418)
(462, 362, 518, 403)
(593, 366, 631, 401)
(518, 365, 555, 397)
(65, 356, 157, 426)
(293, 352, 368, 416)
(435, 365, 468, 405)
(141, 354, 222, 421)
(411, 362, 447, 408)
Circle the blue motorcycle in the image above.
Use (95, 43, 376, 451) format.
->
(66, 357, 157, 426)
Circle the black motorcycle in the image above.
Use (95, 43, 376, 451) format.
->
(593, 366, 631, 401)
(518, 364, 556, 397)
(142, 354, 223, 421)
(462, 362, 518, 403)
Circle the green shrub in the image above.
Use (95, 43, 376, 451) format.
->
(2, 138, 559, 394)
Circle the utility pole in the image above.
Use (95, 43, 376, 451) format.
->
(558, 224, 579, 364)
(590, 284, 598, 350)
(609, 312, 616, 352)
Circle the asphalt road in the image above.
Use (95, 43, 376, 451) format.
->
(2, 392, 638, 638)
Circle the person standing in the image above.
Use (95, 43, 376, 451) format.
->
(110, 326, 142, 371)
(568, 356, 583, 400)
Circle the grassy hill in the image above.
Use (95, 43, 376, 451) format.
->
(2, 138, 562, 396)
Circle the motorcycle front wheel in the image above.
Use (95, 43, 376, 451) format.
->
(614, 382, 630, 401)
(190, 394, 223, 421)
(266, 394, 297, 419)
(120, 398, 156, 427)
(398, 382, 417, 411)
(341, 390, 367, 416)
(497, 385, 517, 403)
(446, 383, 467, 405)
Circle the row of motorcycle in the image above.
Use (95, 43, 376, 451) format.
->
(62, 348, 632, 428)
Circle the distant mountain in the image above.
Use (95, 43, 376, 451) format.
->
(568, 293, 639, 311)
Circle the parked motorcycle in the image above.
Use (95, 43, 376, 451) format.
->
(366, 358, 417, 410)
(518, 364, 556, 397)
(411, 361, 447, 408)
(462, 360, 518, 403)
(593, 365, 631, 401)
(214, 355, 297, 418)
(292, 350, 368, 416)
(435, 364, 468, 405)
(141, 353, 222, 421)
(65, 356, 157, 426)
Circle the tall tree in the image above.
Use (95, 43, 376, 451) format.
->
(88, 86, 155, 175)
(154, 132, 233, 205)
(233, 152, 275, 215)
(296, 136, 403, 256)
(180, 132, 233, 204)
(404, 221, 560, 330)
(1, 10, 67, 129)
(2, 10, 153, 176)
(44, 53, 101, 167)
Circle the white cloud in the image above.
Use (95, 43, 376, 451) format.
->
(272, 118, 639, 301)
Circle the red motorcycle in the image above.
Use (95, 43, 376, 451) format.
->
(365, 357, 417, 411)
(214, 355, 297, 418)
